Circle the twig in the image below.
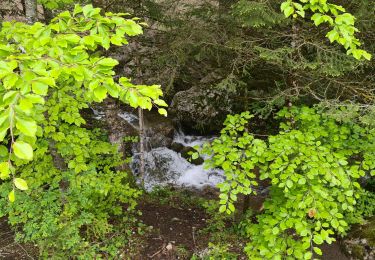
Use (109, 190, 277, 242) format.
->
(192, 227, 197, 249)
(149, 245, 165, 258)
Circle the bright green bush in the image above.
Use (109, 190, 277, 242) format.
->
(0, 4, 167, 257)
(199, 106, 375, 259)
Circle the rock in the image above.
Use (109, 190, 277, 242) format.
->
(169, 86, 232, 134)
(166, 243, 173, 251)
(342, 217, 375, 260)
(180, 146, 204, 165)
(144, 110, 175, 149)
(170, 142, 184, 153)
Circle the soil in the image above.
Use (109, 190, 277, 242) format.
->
(0, 218, 37, 259)
(135, 201, 208, 259)
(0, 194, 351, 260)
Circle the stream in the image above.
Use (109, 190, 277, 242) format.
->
(124, 113, 225, 191)
(131, 132, 224, 191)
(93, 107, 225, 191)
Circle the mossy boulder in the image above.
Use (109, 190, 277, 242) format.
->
(169, 86, 232, 134)
(342, 217, 375, 260)
(180, 146, 204, 165)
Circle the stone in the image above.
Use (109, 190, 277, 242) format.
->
(169, 86, 232, 134)
(144, 110, 175, 149)
(180, 146, 204, 165)
(170, 142, 184, 153)
(342, 217, 375, 260)
(166, 243, 173, 251)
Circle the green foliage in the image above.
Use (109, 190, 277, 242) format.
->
(346, 190, 375, 224)
(232, 0, 286, 28)
(0, 4, 167, 257)
(191, 243, 239, 260)
(280, 0, 371, 60)
(38, 0, 75, 9)
(200, 106, 375, 259)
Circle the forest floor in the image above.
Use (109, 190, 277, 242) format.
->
(0, 187, 349, 259)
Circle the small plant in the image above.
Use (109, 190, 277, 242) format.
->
(192, 242, 239, 260)
(175, 245, 190, 259)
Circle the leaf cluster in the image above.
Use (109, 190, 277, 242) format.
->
(0, 4, 167, 257)
(200, 106, 375, 259)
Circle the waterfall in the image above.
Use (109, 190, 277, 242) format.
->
(117, 111, 224, 191)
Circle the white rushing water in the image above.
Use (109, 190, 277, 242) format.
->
(132, 147, 224, 190)
(117, 112, 224, 191)
(131, 136, 224, 191)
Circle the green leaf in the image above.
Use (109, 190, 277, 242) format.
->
(272, 227, 280, 235)
(0, 129, 7, 142)
(37, 77, 55, 86)
(191, 152, 199, 160)
(13, 141, 33, 161)
(154, 99, 168, 107)
(362, 51, 372, 61)
(32, 82, 49, 96)
(93, 86, 108, 100)
(0, 145, 8, 157)
(313, 247, 322, 256)
(82, 4, 94, 17)
(126, 90, 138, 108)
(284, 6, 294, 18)
(312, 13, 324, 26)
(97, 58, 119, 67)
(331, 219, 339, 229)
(16, 117, 37, 137)
(326, 30, 340, 43)
(14, 178, 28, 191)
(123, 20, 143, 36)
(3, 73, 19, 89)
(158, 108, 168, 117)
(228, 203, 235, 212)
(303, 252, 312, 260)
(0, 162, 10, 179)
(313, 235, 324, 245)
(19, 99, 33, 112)
(8, 190, 15, 202)
(25, 94, 45, 104)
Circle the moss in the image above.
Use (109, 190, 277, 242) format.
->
(361, 217, 375, 246)
(351, 244, 365, 260)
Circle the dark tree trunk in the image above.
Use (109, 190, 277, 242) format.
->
(43, 6, 54, 23)
(242, 194, 251, 214)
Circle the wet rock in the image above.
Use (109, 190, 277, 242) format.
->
(170, 142, 184, 153)
(180, 146, 204, 165)
(342, 217, 375, 260)
(144, 111, 175, 149)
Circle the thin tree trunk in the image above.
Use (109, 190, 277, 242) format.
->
(138, 107, 145, 187)
(25, 0, 37, 24)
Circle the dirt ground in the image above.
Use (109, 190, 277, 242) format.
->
(0, 195, 350, 260)
(136, 201, 208, 259)
(0, 218, 38, 259)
